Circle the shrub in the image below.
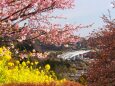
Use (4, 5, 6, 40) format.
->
(87, 15, 115, 86)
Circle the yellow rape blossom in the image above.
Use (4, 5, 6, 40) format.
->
(45, 64, 50, 70)
(0, 47, 11, 61)
(35, 61, 39, 65)
(4, 55, 11, 60)
(0, 48, 3, 54)
(22, 62, 26, 66)
(31, 62, 34, 65)
(16, 60, 20, 64)
(27, 61, 30, 64)
(0, 61, 2, 65)
(8, 62, 14, 66)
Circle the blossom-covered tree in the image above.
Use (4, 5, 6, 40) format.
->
(0, 0, 74, 23)
(0, 0, 83, 47)
(87, 9, 115, 86)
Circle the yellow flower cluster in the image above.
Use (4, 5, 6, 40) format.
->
(0, 47, 66, 85)
(45, 64, 51, 70)
(0, 47, 11, 61)
(8, 62, 14, 66)
(0, 47, 57, 84)
(4, 64, 55, 84)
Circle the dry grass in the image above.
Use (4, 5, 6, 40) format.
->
(3, 81, 82, 86)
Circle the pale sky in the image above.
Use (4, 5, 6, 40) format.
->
(52, 0, 115, 37)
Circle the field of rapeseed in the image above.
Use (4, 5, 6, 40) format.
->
(0, 47, 69, 86)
